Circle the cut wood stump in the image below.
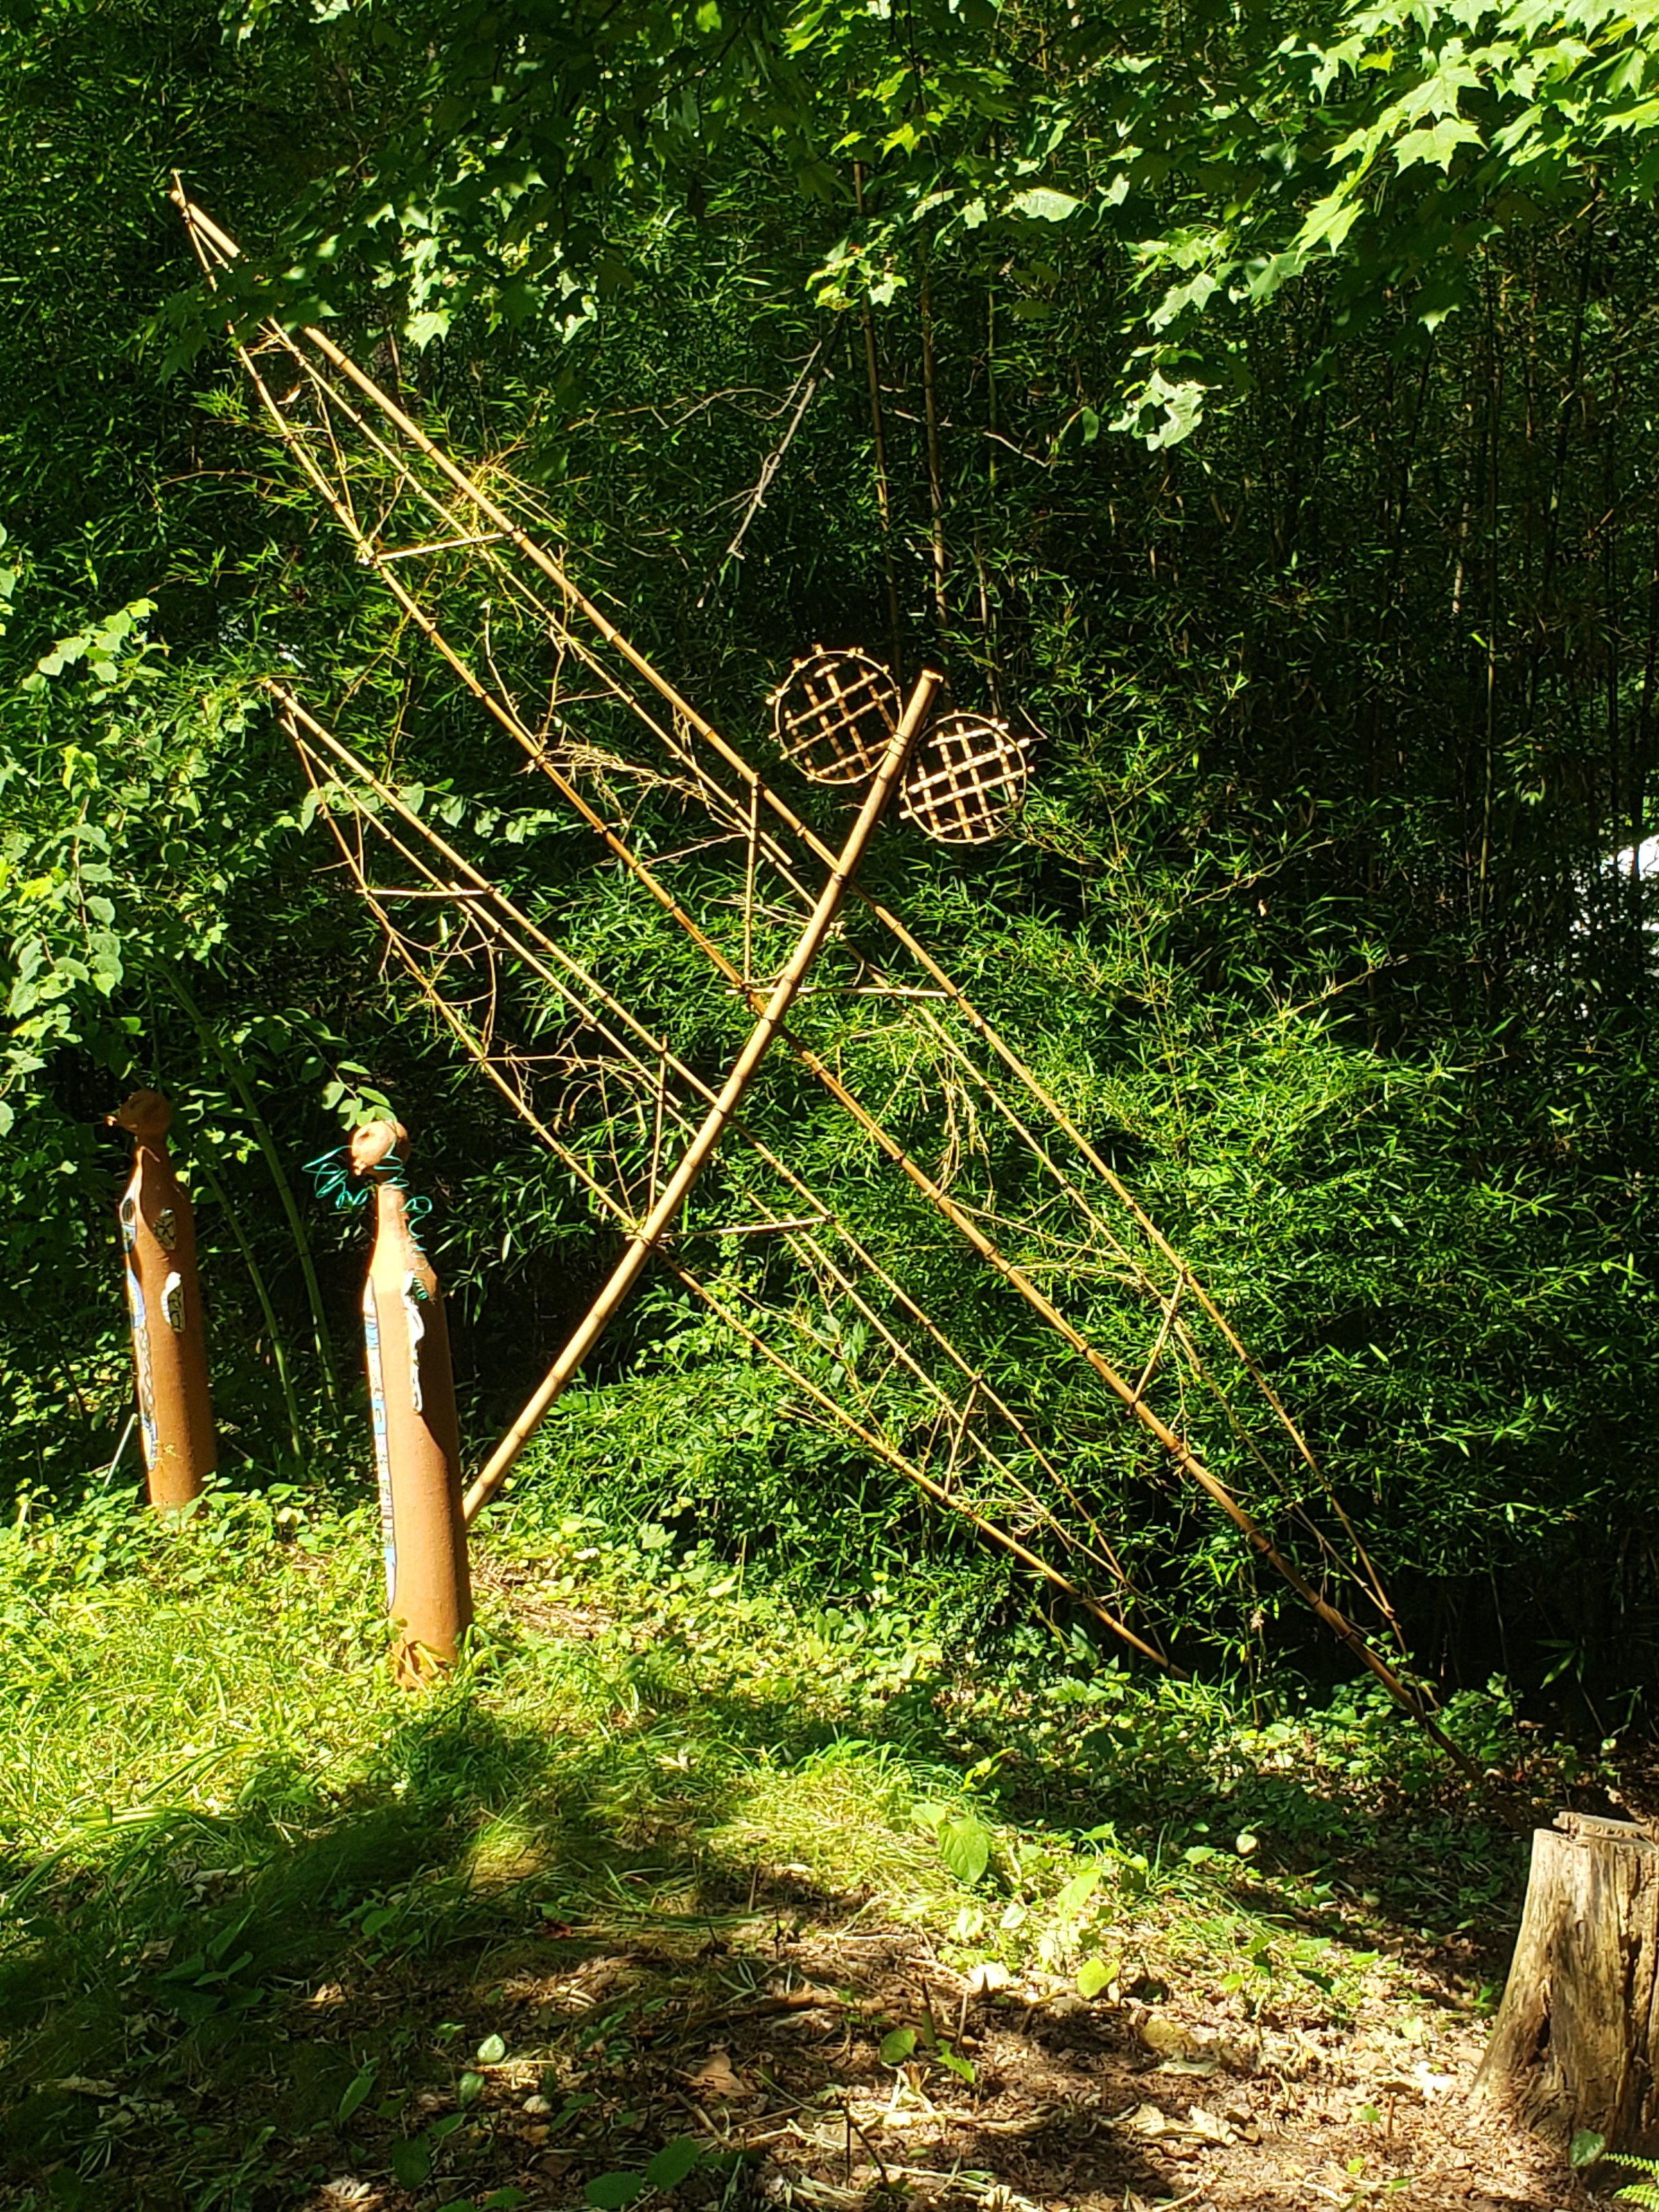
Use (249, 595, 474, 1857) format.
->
(1475, 1812, 1659, 2154)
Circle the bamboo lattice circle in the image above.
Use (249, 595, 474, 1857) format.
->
(770, 646, 899, 784)
(901, 713, 1029, 845)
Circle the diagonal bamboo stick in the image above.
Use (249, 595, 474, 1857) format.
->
(463, 668, 938, 1516)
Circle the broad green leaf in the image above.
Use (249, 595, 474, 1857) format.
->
(476, 2033, 506, 2063)
(1055, 1867, 1100, 1917)
(584, 2173, 648, 2209)
(938, 1814, 991, 1885)
(392, 2136, 432, 2188)
(1076, 1956, 1113, 2000)
(1393, 115, 1482, 172)
(1009, 186, 1080, 222)
(879, 2027, 918, 2065)
(336, 2057, 378, 2122)
(644, 2139, 701, 2189)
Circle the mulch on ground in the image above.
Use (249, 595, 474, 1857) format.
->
(287, 1900, 1578, 2212)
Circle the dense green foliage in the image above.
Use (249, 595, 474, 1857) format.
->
(5, 0, 1659, 1698)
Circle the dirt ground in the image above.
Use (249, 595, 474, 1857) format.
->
(295, 1903, 1581, 2212)
(267, 1569, 1594, 2212)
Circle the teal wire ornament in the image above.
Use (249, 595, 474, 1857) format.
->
(304, 1143, 433, 1248)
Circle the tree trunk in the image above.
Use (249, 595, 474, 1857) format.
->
(1475, 1813, 1659, 2154)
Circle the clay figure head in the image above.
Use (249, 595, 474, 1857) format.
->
(110, 1090, 173, 1142)
(350, 1118, 410, 1179)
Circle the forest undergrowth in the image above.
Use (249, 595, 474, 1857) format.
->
(0, 1456, 1614, 2212)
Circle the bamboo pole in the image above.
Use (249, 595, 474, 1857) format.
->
(853, 161, 904, 678)
(463, 668, 939, 1519)
(920, 261, 948, 634)
(697, 325, 837, 607)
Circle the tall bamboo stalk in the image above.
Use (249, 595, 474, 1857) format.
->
(854, 161, 904, 677)
(920, 261, 948, 634)
(154, 965, 344, 1420)
(184, 1136, 305, 1461)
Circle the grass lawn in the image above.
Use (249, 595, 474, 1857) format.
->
(0, 1473, 1594, 2211)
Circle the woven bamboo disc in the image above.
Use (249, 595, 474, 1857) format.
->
(901, 713, 1029, 845)
(770, 646, 899, 784)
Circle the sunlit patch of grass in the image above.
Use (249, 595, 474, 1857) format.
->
(0, 1487, 395, 1858)
(463, 1813, 546, 1887)
(713, 1741, 962, 1924)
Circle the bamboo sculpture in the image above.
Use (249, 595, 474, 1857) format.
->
(352, 1118, 472, 1682)
(177, 186, 1469, 1767)
(279, 691, 1173, 1672)
(110, 1088, 216, 1510)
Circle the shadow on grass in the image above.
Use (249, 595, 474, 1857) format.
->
(0, 1674, 1200, 2212)
(0, 1501, 1550, 2212)
(1, 1693, 705, 2205)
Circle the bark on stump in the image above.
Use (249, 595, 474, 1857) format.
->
(1475, 1813, 1659, 2154)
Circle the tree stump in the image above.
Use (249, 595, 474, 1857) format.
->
(1475, 1813, 1659, 2154)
